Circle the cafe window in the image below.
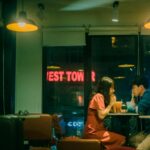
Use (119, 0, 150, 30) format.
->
(43, 46, 85, 136)
(43, 35, 144, 136)
(90, 35, 138, 102)
(143, 36, 150, 84)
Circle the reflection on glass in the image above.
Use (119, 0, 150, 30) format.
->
(91, 35, 137, 102)
(43, 46, 84, 117)
(143, 36, 150, 82)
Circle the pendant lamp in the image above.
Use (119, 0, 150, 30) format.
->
(112, 1, 119, 22)
(144, 19, 150, 29)
(6, 0, 38, 32)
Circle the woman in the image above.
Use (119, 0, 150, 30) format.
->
(83, 76, 126, 150)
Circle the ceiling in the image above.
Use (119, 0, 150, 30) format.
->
(20, 0, 150, 29)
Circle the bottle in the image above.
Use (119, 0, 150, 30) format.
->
(50, 127, 58, 150)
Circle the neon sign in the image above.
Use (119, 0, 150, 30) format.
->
(46, 71, 96, 82)
(67, 121, 84, 127)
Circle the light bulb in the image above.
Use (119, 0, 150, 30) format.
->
(18, 22, 26, 27)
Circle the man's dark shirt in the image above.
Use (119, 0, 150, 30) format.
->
(138, 89, 150, 134)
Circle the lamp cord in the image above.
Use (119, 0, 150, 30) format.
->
(21, 0, 24, 11)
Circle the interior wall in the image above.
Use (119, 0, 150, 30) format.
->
(15, 31, 42, 113)
(43, 28, 86, 46)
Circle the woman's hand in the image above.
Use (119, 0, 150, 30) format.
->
(97, 94, 117, 120)
(110, 94, 117, 107)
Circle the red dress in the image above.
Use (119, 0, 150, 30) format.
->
(83, 93, 126, 150)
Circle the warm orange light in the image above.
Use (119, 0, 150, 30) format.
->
(6, 11, 38, 32)
(144, 21, 150, 29)
(47, 65, 61, 69)
(114, 76, 125, 79)
(118, 64, 135, 68)
(6, 22, 38, 32)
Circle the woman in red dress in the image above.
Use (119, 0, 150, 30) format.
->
(83, 76, 126, 150)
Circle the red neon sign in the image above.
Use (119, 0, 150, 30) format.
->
(47, 71, 96, 82)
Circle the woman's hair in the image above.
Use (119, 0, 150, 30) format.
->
(96, 76, 114, 106)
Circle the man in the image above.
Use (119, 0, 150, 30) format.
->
(129, 76, 150, 150)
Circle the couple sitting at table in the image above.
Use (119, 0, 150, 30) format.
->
(83, 76, 150, 150)
(83, 76, 135, 150)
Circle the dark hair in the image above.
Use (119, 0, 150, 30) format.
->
(132, 76, 149, 89)
(96, 76, 114, 106)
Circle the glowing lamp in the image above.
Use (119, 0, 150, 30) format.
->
(6, 11, 38, 32)
(144, 19, 150, 29)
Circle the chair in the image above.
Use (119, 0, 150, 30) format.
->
(30, 147, 50, 150)
(57, 137, 104, 150)
(23, 114, 52, 149)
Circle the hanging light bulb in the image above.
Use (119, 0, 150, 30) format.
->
(112, 1, 119, 22)
(6, 0, 38, 32)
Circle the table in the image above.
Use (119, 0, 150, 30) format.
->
(109, 112, 139, 116)
(139, 115, 150, 119)
(138, 115, 150, 131)
(109, 114, 150, 130)
(107, 112, 139, 137)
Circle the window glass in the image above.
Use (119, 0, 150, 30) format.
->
(43, 35, 139, 137)
(143, 36, 150, 84)
(43, 46, 84, 137)
(91, 35, 137, 102)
